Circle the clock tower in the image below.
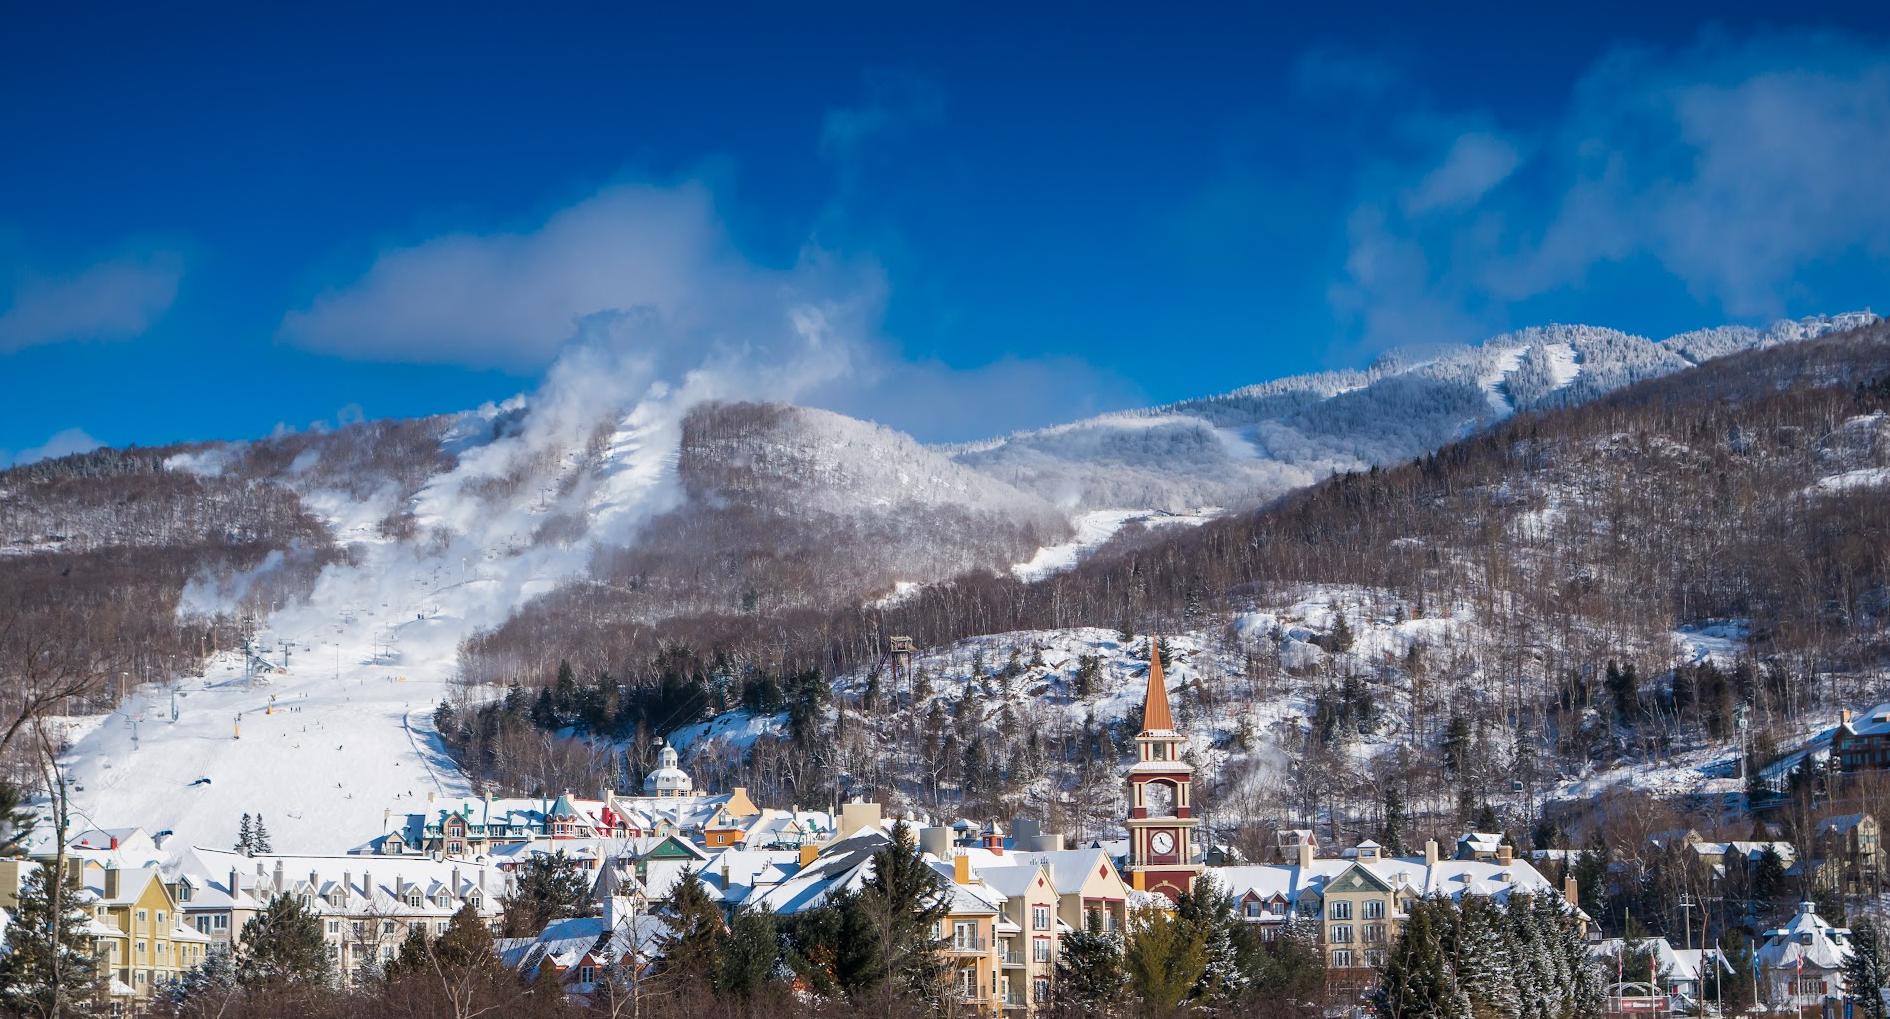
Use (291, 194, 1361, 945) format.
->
(1126, 637, 1200, 900)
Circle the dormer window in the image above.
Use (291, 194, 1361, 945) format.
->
(177, 883, 192, 902)
(406, 893, 423, 908)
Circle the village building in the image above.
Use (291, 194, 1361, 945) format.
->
(1810, 812, 1883, 894)
(168, 846, 507, 986)
(1124, 640, 1202, 901)
(1832, 705, 1890, 774)
(1755, 900, 1852, 1015)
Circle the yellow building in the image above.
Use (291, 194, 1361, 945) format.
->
(941, 853, 1007, 1015)
(975, 860, 1061, 1013)
(65, 860, 212, 1007)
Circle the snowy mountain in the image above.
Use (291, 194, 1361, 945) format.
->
(7, 309, 1881, 854)
(950, 313, 1878, 511)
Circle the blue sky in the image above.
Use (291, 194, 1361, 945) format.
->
(4, 3, 1889, 462)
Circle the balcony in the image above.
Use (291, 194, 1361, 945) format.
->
(946, 936, 988, 954)
(998, 947, 1026, 967)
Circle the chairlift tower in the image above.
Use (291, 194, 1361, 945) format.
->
(888, 635, 916, 705)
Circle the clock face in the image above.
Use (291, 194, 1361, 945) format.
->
(1151, 831, 1176, 855)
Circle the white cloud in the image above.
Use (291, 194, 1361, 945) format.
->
(1402, 132, 1522, 215)
(1329, 30, 1890, 351)
(1, 427, 102, 468)
(0, 252, 182, 352)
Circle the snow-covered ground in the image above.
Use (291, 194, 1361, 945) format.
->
(1010, 508, 1213, 581)
(57, 395, 689, 855)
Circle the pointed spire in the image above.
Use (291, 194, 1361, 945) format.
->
(1141, 636, 1174, 733)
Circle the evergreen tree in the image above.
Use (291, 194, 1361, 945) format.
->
(252, 814, 272, 854)
(499, 850, 596, 937)
(656, 873, 727, 989)
(1716, 929, 1757, 1013)
(1754, 844, 1789, 904)
(719, 907, 779, 1000)
(1124, 903, 1206, 1014)
(236, 812, 253, 854)
(859, 820, 950, 1002)
(1380, 786, 1410, 855)
(1847, 916, 1890, 1019)
(1371, 897, 1469, 1019)
(434, 902, 498, 971)
(237, 893, 331, 987)
(0, 865, 106, 1017)
(0, 777, 34, 858)
(1174, 875, 1246, 1002)
(1055, 911, 1126, 1010)
(783, 888, 883, 1000)
(1572, 830, 1612, 924)
(1326, 606, 1355, 653)
(164, 942, 239, 1015)
(379, 924, 435, 982)
(1247, 913, 1323, 1002)
(1444, 894, 1518, 1017)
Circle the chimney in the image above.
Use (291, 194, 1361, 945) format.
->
(1424, 840, 1439, 868)
(1297, 837, 1313, 870)
(229, 867, 240, 899)
(104, 867, 120, 899)
(343, 871, 352, 900)
(477, 868, 485, 895)
(309, 869, 319, 893)
(273, 860, 285, 894)
(1843, 708, 1854, 726)
(1496, 843, 1513, 866)
(363, 869, 374, 902)
(109, 835, 119, 850)
(798, 844, 819, 869)
(920, 827, 953, 859)
(1563, 875, 1579, 908)
(65, 858, 84, 889)
(451, 866, 461, 897)
(953, 852, 971, 885)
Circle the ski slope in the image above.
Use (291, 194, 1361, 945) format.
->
(57, 399, 686, 855)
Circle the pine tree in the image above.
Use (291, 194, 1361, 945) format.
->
(1371, 897, 1469, 1019)
(0, 777, 34, 858)
(236, 812, 253, 855)
(1847, 916, 1890, 1019)
(1124, 903, 1207, 1013)
(860, 820, 950, 1002)
(1444, 894, 1517, 1017)
(500, 850, 596, 937)
(719, 907, 780, 1000)
(1716, 929, 1757, 1013)
(379, 924, 435, 983)
(0, 865, 106, 1017)
(434, 902, 498, 971)
(237, 892, 331, 987)
(165, 941, 239, 1015)
(1380, 786, 1410, 856)
(657, 873, 727, 989)
(1326, 605, 1355, 653)
(1175, 875, 1247, 1002)
(252, 814, 272, 854)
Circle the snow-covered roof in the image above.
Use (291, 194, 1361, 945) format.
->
(174, 845, 507, 918)
(1758, 901, 1851, 973)
(1201, 852, 1566, 915)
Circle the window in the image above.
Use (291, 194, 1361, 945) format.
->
(1329, 901, 1351, 920)
(327, 920, 341, 934)
(136, 940, 146, 958)
(1033, 977, 1050, 1003)
(1794, 977, 1827, 996)
(953, 921, 978, 950)
(1330, 925, 1353, 944)
(1364, 899, 1384, 919)
(1365, 924, 1386, 943)
(195, 917, 212, 934)
(1033, 904, 1050, 931)
(136, 910, 148, 925)
(1332, 949, 1353, 968)
(1244, 900, 1260, 917)
(580, 965, 596, 984)
(382, 921, 396, 935)
(178, 884, 192, 902)
(214, 915, 229, 931)
(157, 911, 166, 927)
(1034, 938, 1052, 963)
(958, 967, 979, 999)
(1366, 950, 1387, 967)
(407, 893, 422, 908)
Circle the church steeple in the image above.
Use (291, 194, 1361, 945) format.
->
(1140, 637, 1174, 733)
